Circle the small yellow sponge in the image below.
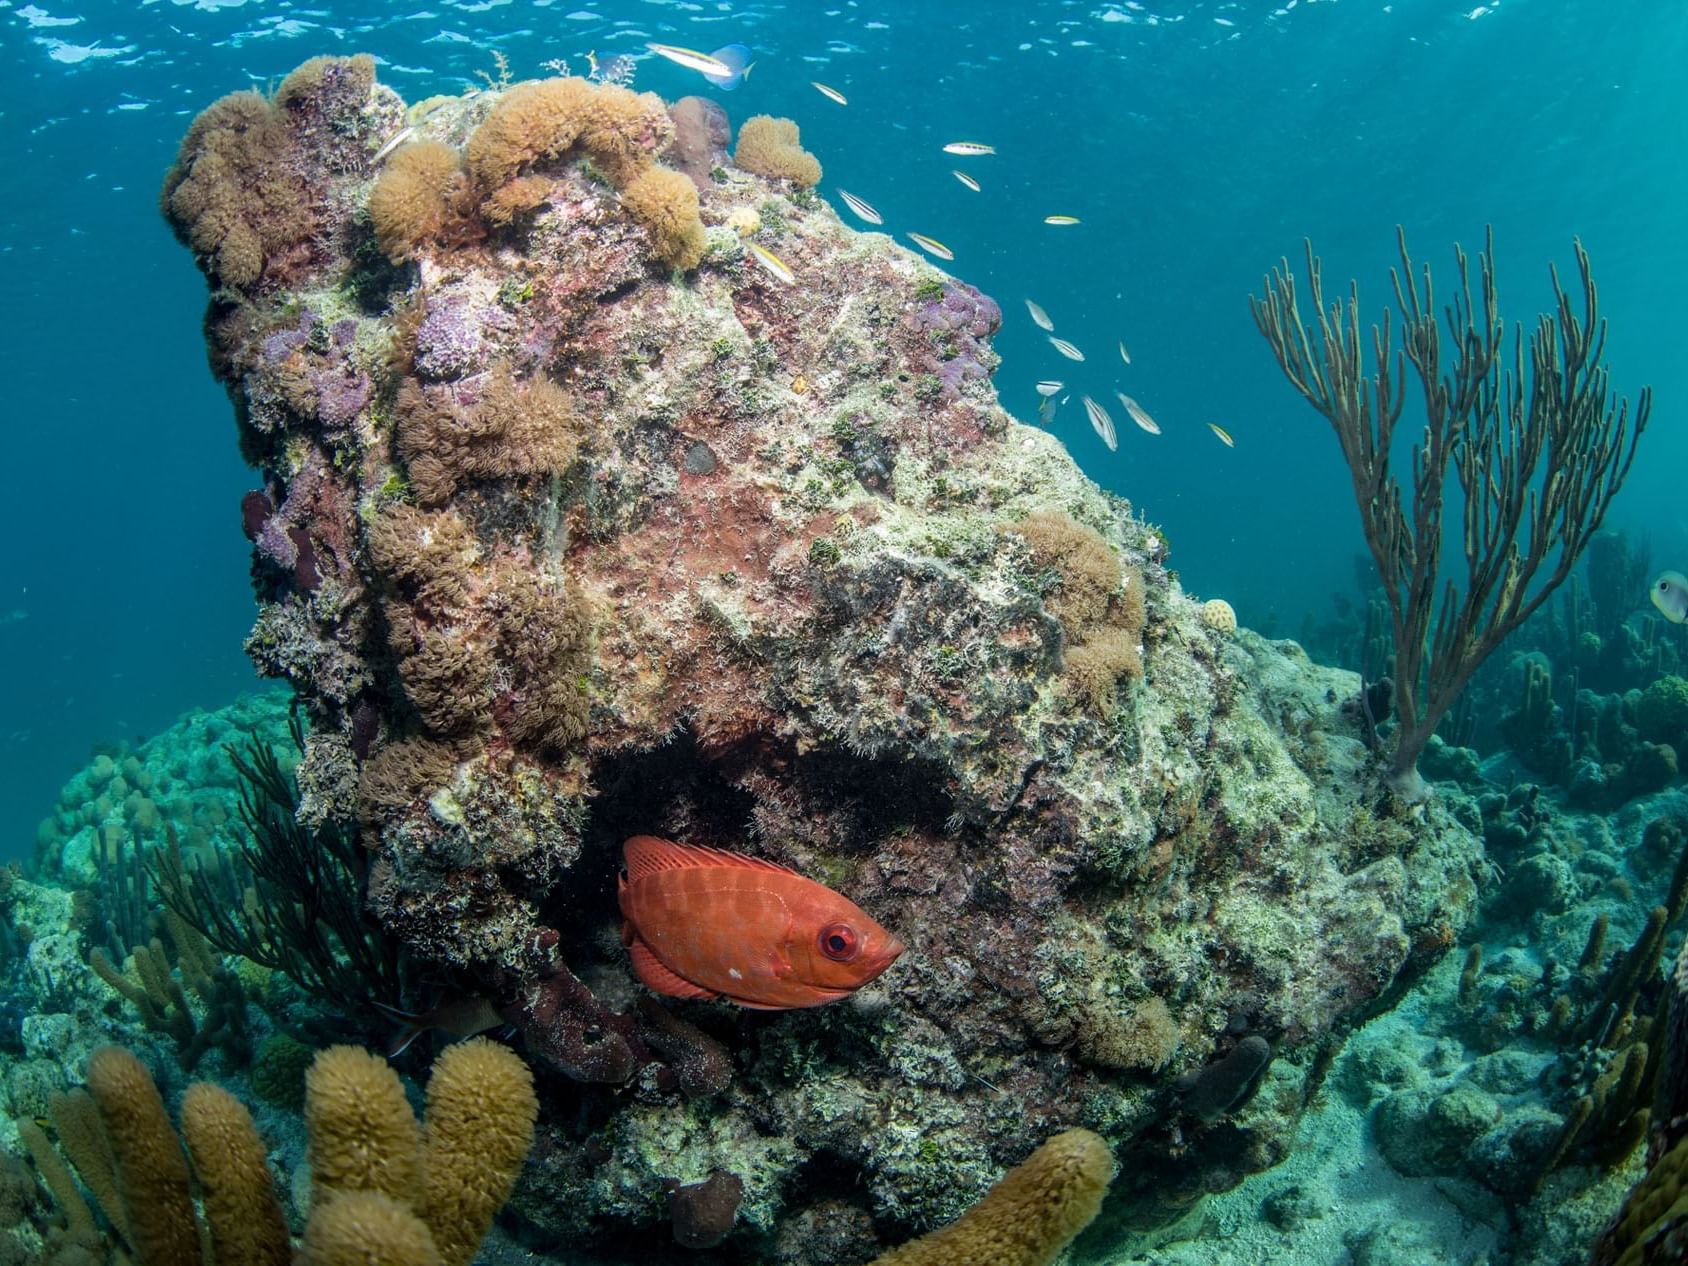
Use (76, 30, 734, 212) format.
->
(305, 1045, 423, 1206)
(869, 1129, 1115, 1266)
(421, 1037, 540, 1266)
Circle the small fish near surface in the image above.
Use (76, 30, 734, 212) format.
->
(1048, 335, 1085, 361)
(1043, 214, 1081, 226)
(618, 835, 906, 1009)
(645, 42, 737, 80)
(942, 141, 996, 156)
(1083, 395, 1118, 452)
(1652, 571, 1688, 623)
(1208, 422, 1235, 448)
(1035, 379, 1064, 396)
(811, 80, 848, 105)
(1025, 297, 1055, 331)
(837, 188, 883, 225)
(907, 231, 954, 261)
(952, 170, 981, 192)
(1116, 391, 1162, 435)
(1118, 339, 1132, 366)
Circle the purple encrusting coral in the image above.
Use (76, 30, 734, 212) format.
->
(912, 282, 1003, 400)
(413, 298, 491, 380)
(311, 366, 372, 429)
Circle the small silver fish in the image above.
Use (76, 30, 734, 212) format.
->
(645, 42, 734, 78)
(1025, 298, 1054, 331)
(812, 81, 848, 105)
(1208, 422, 1234, 448)
(1083, 395, 1118, 452)
(942, 141, 996, 156)
(1048, 336, 1085, 361)
(1035, 380, 1063, 396)
(371, 125, 416, 165)
(1043, 215, 1080, 226)
(907, 232, 954, 261)
(1116, 391, 1161, 436)
(746, 240, 795, 284)
(1118, 340, 1132, 366)
(837, 189, 882, 225)
(1653, 571, 1688, 623)
(952, 170, 981, 192)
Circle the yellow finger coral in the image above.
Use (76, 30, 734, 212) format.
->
(179, 1083, 291, 1266)
(870, 1128, 1115, 1266)
(420, 1038, 540, 1266)
(620, 165, 707, 270)
(733, 115, 822, 188)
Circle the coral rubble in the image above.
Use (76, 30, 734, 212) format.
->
(152, 57, 1486, 1258)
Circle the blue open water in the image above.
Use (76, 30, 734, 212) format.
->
(0, 0, 1683, 853)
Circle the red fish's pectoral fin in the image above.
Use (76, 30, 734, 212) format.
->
(628, 935, 718, 1002)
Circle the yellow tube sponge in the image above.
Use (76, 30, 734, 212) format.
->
(419, 1037, 539, 1266)
(299, 1190, 444, 1266)
(305, 1045, 423, 1206)
(17, 1119, 96, 1239)
(620, 165, 707, 271)
(733, 116, 822, 188)
(869, 1129, 1115, 1266)
(85, 1046, 203, 1266)
(179, 1083, 291, 1266)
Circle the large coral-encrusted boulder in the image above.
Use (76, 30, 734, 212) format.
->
(165, 57, 1484, 1260)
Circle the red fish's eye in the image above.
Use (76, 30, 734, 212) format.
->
(818, 922, 859, 961)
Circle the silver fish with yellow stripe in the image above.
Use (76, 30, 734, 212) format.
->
(745, 240, 795, 285)
(907, 232, 954, 261)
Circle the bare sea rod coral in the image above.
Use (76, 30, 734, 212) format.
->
(1251, 225, 1650, 799)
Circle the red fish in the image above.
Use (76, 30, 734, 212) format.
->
(618, 835, 906, 1009)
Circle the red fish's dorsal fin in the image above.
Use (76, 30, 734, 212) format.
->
(623, 835, 802, 883)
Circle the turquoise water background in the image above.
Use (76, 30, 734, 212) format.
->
(0, 0, 1683, 855)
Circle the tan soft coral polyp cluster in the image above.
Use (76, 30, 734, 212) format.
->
(465, 76, 671, 192)
(368, 140, 475, 262)
(733, 115, 822, 187)
(621, 165, 707, 270)
(1012, 509, 1147, 712)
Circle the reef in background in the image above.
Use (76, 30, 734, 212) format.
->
(130, 55, 1492, 1260)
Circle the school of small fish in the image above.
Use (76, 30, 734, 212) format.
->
(638, 36, 1237, 455)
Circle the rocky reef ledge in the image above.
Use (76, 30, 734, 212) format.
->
(158, 55, 1483, 1259)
